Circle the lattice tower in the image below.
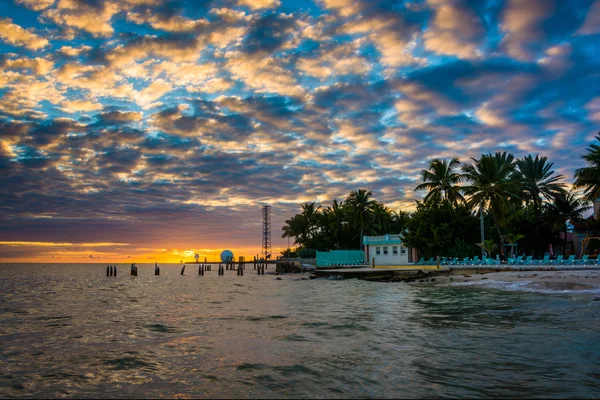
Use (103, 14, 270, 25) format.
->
(262, 205, 272, 261)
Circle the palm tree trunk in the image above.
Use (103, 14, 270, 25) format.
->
(359, 227, 363, 250)
(534, 200, 541, 257)
(564, 219, 568, 255)
(491, 212, 506, 261)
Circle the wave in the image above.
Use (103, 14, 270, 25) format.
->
(452, 279, 600, 295)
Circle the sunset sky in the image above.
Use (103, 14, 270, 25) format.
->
(0, 0, 599, 263)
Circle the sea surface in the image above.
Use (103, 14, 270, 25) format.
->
(1, 263, 600, 399)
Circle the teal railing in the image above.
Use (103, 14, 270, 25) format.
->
(316, 250, 366, 267)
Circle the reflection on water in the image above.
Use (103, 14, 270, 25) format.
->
(1, 263, 600, 398)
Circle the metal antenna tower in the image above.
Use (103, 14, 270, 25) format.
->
(262, 205, 272, 261)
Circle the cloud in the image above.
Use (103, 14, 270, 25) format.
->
(2, 57, 54, 75)
(296, 42, 371, 79)
(577, 0, 600, 35)
(0, 241, 129, 247)
(225, 52, 304, 96)
(40, 0, 121, 37)
(0, 18, 50, 50)
(136, 79, 173, 107)
(422, 0, 484, 59)
(237, 0, 280, 10)
(126, 9, 208, 32)
(500, 0, 555, 61)
(58, 45, 91, 56)
(586, 97, 600, 122)
(99, 110, 143, 122)
(61, 99, 103, 112)
(16, 0, 56, 11)
(241, 12, 296, 54)
(338, 5, 426, 67)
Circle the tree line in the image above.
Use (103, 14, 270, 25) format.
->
(281, 135, 600, 260)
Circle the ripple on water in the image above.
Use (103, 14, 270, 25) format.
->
(103, 353, 159, 372)
(246, 315, 287, 321)
(279, 334, 310, 342)
(144, 323, 179, 333)
(237, 363, 267, 371)
(273, 364, 321, 378)
(328, 323, 369, 331)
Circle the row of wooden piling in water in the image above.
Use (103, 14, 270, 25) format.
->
(106, 265, 117, 276)
(106, 257, 269, 277)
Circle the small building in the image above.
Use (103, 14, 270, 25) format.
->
(363, 234, 410, 265)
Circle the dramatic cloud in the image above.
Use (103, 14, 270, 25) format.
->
(0, 0, 598, 262)
(0, 18, 49, 49)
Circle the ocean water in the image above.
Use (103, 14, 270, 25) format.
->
(1, 263, 600, 399)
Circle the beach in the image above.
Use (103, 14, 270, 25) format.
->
(434, 269, 600, 294)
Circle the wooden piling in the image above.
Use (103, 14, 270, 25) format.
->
(107, 265, 110, 276)
(114, 265, 117, 276)
(181, 264, 186, 275)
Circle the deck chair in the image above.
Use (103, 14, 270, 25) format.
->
(574, 255, 589, 265)
(509, 255, 523, 265)
(550, 255, 563, 265)
(562, 255, 576, 265)
(518, 256, 533, 265)
(534, 254, 551, 265)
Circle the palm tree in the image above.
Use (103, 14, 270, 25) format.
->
(323, 199, 347, 249)
(516, 154, 565, 256)
(547, 190, 590, 253)
(281, 202, 322, 248)
(415, 157, 465, 205)
(346, 189, 376, 248)
(477, 239, 497, 258)
(371, 203, 393, 235)
(462, 152, 521, 260)
(391, 209, 410, 235)
(299, 202, 322, 242)
(281, 214, 306, 246)
(574, 134, 600, 202)
(503, 233, 525, 258)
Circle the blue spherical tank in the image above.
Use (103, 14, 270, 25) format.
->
(220, 250, 234, 262)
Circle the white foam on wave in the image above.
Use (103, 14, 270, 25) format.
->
(452, 279, 600, 295)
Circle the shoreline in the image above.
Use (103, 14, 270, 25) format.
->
(432, 269, 600, 293)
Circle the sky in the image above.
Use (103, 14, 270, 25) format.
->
(0, 0, 599, 263)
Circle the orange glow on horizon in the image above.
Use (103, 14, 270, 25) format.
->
(0, 246, 289, 263)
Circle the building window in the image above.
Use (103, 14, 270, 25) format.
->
(392, 246, 398, 255)
(401, 247, 406, 254)
(383, 246, 388, 255)
(376, 246, 380, 255)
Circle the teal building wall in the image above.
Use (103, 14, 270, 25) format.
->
(316, 250, 366, 267)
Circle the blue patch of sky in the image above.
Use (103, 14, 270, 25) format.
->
(280, 0, 322, 14)
(2, 2, 45, 30)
